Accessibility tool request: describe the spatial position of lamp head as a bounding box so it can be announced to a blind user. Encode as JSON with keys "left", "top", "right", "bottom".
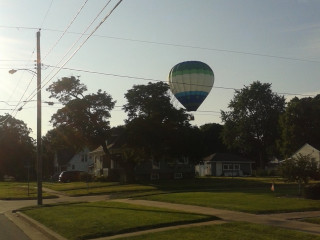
{"left": 9, "top": 69, "right": 17, "bottom": 74}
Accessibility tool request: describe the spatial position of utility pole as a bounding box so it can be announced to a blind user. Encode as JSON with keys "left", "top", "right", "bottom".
{"left": 36, "top": 30, "right": 42, "bottom": 205}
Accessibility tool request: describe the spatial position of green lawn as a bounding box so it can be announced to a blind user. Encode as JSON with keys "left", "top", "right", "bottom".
{"left": 0, "top": 182, "right": 53, "bottom": 200}
{"left": 140, "top": 191, "right": 320, "bottom": 214}
{"left": 43, "top": 181, "right": 157, "bottom": 196}
{"left": 43, "top": 177, "right": 300, "bottom": 198}
{"left": 22, "top": 201, "right": 218, "bottom": 240}
{"left": 115, "top": 222, "right": 320, "bottom": 240}
{"left": 301, "top": 217, "right": 320, "bottom": 225}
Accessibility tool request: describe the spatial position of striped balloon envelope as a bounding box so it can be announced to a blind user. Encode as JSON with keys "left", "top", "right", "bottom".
{"left": 168, "top": 61, "right": 214, "bottom": 111}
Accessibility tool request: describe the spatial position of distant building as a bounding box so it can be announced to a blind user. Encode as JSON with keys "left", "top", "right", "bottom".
{"left": 290, "top": 143, "right": 320, "bottom": 167}
{"left": 54, "top": 148, "right": 93, "bottom": 174}
{"left": 195, "top": 153, "right": 254, "bottom": 177}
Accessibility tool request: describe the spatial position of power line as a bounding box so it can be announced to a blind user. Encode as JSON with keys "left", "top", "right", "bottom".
{"left": 1, "top": 25, "right": 320, "bottom": 64}
{"left": 16, "top": 0, "right": 124, "bottom": 117}
{"left": 40, "top": 0, "right": 54, "bottom": 29}
{"left": 44, "top": 64, "right": 318, "bottom": 97}
{"left": 43, "top": 0, "right": 89, "bottom": 60}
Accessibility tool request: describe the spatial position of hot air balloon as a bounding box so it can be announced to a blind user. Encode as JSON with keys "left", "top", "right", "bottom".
{"left": 168, "top": 61, "right": 214, "bottom": 111}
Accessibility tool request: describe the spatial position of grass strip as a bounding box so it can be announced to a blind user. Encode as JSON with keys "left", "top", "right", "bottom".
{"left": 43, "top": 182, "right": 157, "bottom": 196}
{"left": 115, "top": 222, "right": 320, "bottom": 240}
{"left": 0, "top": 182, "right": 53, "bottom": 200}
{"left": 140, "top": 191, "right": 320, "bottom": 214}
{"left": 21, "top": 201, "right": 218, "bottom": 240}
{"left": 301, "top": 217, "right": 320, "bottom": 225}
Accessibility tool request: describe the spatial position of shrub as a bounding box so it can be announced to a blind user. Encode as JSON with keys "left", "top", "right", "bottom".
{"left": 304, "top": 183, "right": 320, "bottom": 200}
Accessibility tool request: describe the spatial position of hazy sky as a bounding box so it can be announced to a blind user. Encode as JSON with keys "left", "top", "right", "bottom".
{"left": 1, "top": 0, "right": 320, "bottom": 138}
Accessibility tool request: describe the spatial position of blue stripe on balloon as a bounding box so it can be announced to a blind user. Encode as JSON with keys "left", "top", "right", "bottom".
{"left": 175, "top": 91, "right": 208, "bottom": 98}
{"left": 174, "top": 91, "right": 209, "bottom": 111}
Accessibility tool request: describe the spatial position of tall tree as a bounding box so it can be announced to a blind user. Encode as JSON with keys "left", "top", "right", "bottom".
{"left": 123, "top": 82, "right": 192, "bottom": 163}
{"left": 279, "top": 94, "right": 320, "bottom": 157}
{"left": 46, "top": 76, "right": 115, "bottom": 157}
{"left": 199, "top": 123, "right": 228, "bottom": 157}
{"left": 221, "top": 81, "right": 285, "bottom": 167}
{"left": 42, "top": 125, "right": 88, "bottom": 178}
{"left": 0, "top": 115, "right": 35, "bottom": 180}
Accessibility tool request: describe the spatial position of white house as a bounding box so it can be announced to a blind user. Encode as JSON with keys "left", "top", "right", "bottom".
{"left": 195, "top": 153, "right": 254, "bottom": 177}
{"left": 66, "top": 148, "right": 93, "bottom": 172}
{"left": 89, "top": 146, "right": 110, "bottom": 177}
{"left": 291, "top": 143, "right": 320, "bottom": 166}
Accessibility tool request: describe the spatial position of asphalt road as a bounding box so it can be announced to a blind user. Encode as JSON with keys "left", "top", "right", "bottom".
{"left": 0, "top": 214, "right": 30, "bottom": 240}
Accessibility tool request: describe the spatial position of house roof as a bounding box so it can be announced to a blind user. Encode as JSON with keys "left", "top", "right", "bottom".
{"left": 203, "top": 153, "right": 254, "bottom": 163}
{"left": 292, "top": 143, "right": 320, "bottom": 156}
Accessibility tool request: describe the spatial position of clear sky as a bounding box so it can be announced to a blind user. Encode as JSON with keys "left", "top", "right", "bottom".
{"left": 1, "top": 0, "right": 320, "bottom": 139}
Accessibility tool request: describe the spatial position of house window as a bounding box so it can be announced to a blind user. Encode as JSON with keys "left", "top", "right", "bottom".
{"left": 151, "top": 173, "right": 159, "bottom": 180}
{"left": 72, "top": 165, "right": 75, "bottom": 170}
{"left": 223, "top": 164, "right": 240, "bottom": 170}
{"left": 174, "top": 173, "right": 183, "bottom": 179}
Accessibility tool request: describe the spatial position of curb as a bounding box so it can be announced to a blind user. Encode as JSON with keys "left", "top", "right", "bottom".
{"left": 5, "top": 211, "right": 67, "bottom": 240}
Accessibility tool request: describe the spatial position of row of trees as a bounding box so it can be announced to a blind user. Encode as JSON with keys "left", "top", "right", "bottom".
{"left": 221, "top": 81, "right": 320, "bottom": 168}
{"left": 0, "top": 77, "right": 319, "bottom": 180}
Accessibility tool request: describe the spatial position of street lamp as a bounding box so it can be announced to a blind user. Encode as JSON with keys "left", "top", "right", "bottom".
{"left": 8, "top": 31, "right": 42, "bottom": 205}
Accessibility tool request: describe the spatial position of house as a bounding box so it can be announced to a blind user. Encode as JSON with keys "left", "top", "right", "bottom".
{"left": 53, "top": 149, "right": 74, "bottom": 173}
{"left": 195, "top": 153, "right": 254, "bottom": 177}
{"left": 89, "top": 144, "right": 194, "bottom": 181}
{"left": 135, "top": 156, "right": 194, "bottom": 181}
{"left": 89, "top": 145, "right": 121, "bottom": 179}
{"left": 291, "top": 143, "right": 320, "bottom": 166}
{"left": 54, "top": 148, "right": 93, "bottom": 175}
{"left": 66, "top": 148, "right": 93, "bottom": 173}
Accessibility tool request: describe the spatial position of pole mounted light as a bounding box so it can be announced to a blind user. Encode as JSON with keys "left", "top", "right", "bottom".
{"left": 9, "top": 30, "right": 42, "bottom": 206}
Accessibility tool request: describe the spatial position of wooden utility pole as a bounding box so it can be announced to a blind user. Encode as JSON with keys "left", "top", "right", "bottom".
{"left": 36, "top": 30, "right": 42, "bottom": 205}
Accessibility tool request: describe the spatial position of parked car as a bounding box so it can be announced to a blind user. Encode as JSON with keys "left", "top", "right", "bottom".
{"left": 58, "top": 171, "right": 91, "bottom": 183}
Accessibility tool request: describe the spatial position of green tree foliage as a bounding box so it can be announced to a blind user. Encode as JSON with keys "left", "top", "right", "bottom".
{"left": 199, "top": 123, "right": 228, "bottom": 157}
{"left": 279, "top": 94, "right": 320, "bottom": 157}
{"left": 47, "top": 76, "right": 115, "bottom": 156}
{"left": 123, "top": 82, "right": 194, "bottom": 162}
{"left": 42, "top": 126, "right": 88, "bottom": 178}
{"left": 0, "top": 115, "right": 35, "bottom": 180}
{"left": 280, "top": 153, "right": 319, "bottom": 195}
{"left": 221, "top": 81, "right": 285, "bottom": 167}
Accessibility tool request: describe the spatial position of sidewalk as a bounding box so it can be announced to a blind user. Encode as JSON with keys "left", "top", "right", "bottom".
{"left": 3, "top": 193, "right": 320, "bottom": 240}
{"left": 114, "top": 199, "right": 320, "bottom": 236}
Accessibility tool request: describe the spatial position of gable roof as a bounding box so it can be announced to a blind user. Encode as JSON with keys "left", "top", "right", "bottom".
{"left": 291, "top": 143, "right": 320, "bottom": 161}
{"left": 204, "top": 153, "right": 254, "bottom": 163}
{"left": 292, "top": 143, "right": 320, "bottom": 155}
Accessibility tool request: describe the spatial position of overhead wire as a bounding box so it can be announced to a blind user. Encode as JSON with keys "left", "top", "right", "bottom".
{"left": 44, "top": 64, "right": 319, "bottom": 97}
{"left": 1, "top": 0, "right": 121, "bottom": 123}
{"left": 5, "top": 0, "right": 113, "bottom": 118}
{"left": 15, "top": 0, "right": 124, "bottom": 116}
{"left": 42, "top": 0, "right": 89, "bottom": 61}
{"left": 0, "top": 0, "right": 55, "bottom": 122}
{"left": 1, "top": 25, "right": 320, "bottom": 64}
{"left": 40, "top": 0, "right": 54, "bottom": 29}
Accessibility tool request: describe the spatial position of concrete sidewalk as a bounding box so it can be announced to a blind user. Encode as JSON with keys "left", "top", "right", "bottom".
{"left": 114, "top": 199, "right": 320, "bottom": 236}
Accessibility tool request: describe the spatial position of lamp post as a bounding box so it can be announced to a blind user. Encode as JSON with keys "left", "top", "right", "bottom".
{"left": 9, "top": 30, "right": 42, "bottom": 205}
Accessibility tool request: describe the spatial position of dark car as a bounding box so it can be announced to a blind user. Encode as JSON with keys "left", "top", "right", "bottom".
{"left": 58, "top": 171, "right": 91, "bottom": 183}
